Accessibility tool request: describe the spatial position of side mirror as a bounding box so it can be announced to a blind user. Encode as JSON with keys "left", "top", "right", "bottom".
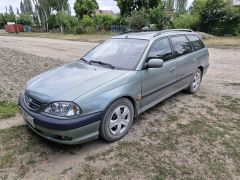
{"left": 146, "top": 59, "right": 163, "bottom": 69}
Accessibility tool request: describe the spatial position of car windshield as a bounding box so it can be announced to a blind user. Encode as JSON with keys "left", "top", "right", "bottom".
{"left": 83, "top": 38, "right": 149, "bottom": 70}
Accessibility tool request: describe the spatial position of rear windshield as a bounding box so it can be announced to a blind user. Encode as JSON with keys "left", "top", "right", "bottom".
{"left": 83, "top": 39, "right": 149, "bottom": 70}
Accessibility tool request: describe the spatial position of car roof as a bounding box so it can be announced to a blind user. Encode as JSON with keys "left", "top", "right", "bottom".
{"left": 112, "top": 29, "right": 197, "bottom": 40}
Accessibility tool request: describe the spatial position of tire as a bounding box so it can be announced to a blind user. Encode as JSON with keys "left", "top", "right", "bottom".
{"left": 186, "top": 69, "right": 202, "bottom": 94}
{"left": 100, "top": 98, "right": 134, "bottom": 142}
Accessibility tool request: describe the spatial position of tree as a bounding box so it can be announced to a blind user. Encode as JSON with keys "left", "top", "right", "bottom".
{"left": 20, "top": 1, "right": 26, "bottom": 13}
{"left": 127, "top": 8, "right": 148, "bottom": 30}
{"left": 149, "top": 2, "right": 169, "bottom": 29}
{"left": 17, "top": 8, "right": 20, "bottom": 15}
{"left": 24, "top": 0, "right": 33, "bottom": 14}
{"left": 116, "top": 0, "right": 161, "bottom": 17}
{"left": 74, "top": 0, "right": 99, "bottom": 19}
{"left": 18, "top": 13, "right": 32, "bottom": 25}
{"left": 172, "top": 14, "right": 199, "bottom": 29}
{"left": 94, "top": 14, "right": 114, "bottom": 31}
{"left": 195, "top": 0, "right": 226, "bottom": 33}
{"left": 175, "top": 0, "right": 187, "bottom": 14}
{"left": 9, "top": 5, "right": 15, "bottom": 16}
{"left": 164, "top": 0, "right": 174, "bottom": 11}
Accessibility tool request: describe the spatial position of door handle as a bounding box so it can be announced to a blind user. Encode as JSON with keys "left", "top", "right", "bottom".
{"left": 170, "top": 67, "right": 176, "bottom": 72}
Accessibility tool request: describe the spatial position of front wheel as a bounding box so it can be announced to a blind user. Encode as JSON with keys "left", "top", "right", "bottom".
{"left": 186, "top": 69, "right": 202, "bottom": 94}
{"left": 100, "top": 98, "right": 134, "bottom": 142}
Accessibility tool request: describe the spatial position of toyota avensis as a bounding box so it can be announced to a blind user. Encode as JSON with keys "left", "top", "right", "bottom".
{"left": 19, "top": 29, "right": 209, "bottom": 145}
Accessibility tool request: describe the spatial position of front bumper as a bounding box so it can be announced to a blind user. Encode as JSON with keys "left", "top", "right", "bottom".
{"left": 18, "top": 94, "right": 104, "bottom": 145}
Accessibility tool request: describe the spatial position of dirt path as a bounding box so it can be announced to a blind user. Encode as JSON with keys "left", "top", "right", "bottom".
{"left": 0, "top": 36, "right": 97, "bottom": 62}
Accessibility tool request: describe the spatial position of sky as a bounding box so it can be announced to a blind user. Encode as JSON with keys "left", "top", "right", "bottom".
{"left": 0, "top": 0, "right": 194, "bottom": 14}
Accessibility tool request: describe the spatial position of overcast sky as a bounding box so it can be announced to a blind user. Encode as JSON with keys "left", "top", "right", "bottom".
{"left": 0, "top": 0, "right": 194, "bottom": 14}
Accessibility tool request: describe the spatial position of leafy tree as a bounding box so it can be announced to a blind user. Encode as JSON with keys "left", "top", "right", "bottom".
{"left": 149, "top": 2, "right": 169, "bottom": 29}
{"left": 74, "top": 0, "right": 99, "bottom": 19}
{"left": 116, "top": 0, "right": 161, "bottom": 17}
{"left": 175, "top": 0, "right": 187, "bottom": 14}
{"left": 94, "top": 14, "right": 114, "bottom": 31}
{"left": 197, "top": 0, "right": 226, "bottom": 33}
{"left": 24, "top": 0, "right": 33, "bottom": 14}
{"left": 80, "top": 15, "right": 94, "bottom": 30}
{"left": 0, "top": 13, "right": 5, "bottom": 27}
{"left": 164, "top": 0, "right": 174, "bottom": 11}
{"left": 127, "top": 8, "right": 148, "bottom": 30}
{"left": 54, "top": 12, "right": 77, "bottom": 33}
{"left": 172, "top": 14, "right": 199, "bottom": 29}
{"left": 18, "top": 13, "right": 32, "bottom": 25}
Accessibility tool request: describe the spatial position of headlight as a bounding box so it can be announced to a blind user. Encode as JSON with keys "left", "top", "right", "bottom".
{"left": 44, "top": 102, "right": 81, "bottom": 117}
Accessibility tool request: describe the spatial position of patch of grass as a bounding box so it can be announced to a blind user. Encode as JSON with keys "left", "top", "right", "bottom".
{"left": 216, "top": 97, "right": 240, "bottom": 114}
{"left": 166, "top": 114, "right": 179, "bottom": 122}
{"left": 76, "top": 164, "right": 95, "bottom": 180}
{"left": 61, "top": 167, "right": 72, "bottom": 175}
{"left": 18, "top": 164, "right": 29, "bottom": 178}
{"left": 0, "top": 152, "right": 14, "bottom": 168}
{"left": 0, "top": 101, "right": 19, "bottom": 119}
{"left": 203, "top": 36, "right": 240, "bottom": 49}
{"left": 193, "top": 94, "right": 206, "bottom": 99}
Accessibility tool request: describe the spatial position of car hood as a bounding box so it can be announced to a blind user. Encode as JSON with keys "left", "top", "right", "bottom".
{"left": 25, "top": 61, "right": 128, "bottom": 103}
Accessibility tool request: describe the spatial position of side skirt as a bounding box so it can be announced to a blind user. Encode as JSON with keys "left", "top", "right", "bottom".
{"left": 139, "top": 85, "right": 188, "bottom": 114}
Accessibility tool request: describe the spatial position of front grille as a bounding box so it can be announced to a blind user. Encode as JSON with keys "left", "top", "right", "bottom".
{"left": 24, "top": 95, "right": 41, "bottom": 110}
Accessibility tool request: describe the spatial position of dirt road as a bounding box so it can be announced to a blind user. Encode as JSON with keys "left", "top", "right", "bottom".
{"left": 0, "top": 36, "right": 240, "bottom": 179}
{"left": 0, "top": 36, "right": 97, "bottom": 62}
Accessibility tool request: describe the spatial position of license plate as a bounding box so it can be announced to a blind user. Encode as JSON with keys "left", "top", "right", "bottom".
{"left": 20, "top": 107, "right": 35, "bottom": 128}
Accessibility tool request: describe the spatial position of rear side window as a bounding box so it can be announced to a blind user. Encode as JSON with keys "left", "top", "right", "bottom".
{"left": 187, "top": 35, "right": 205, "bottom": 50}
{"left": 171, "top": 36, "right": 192, "bottom": 58}
{"left": 148, "top": 38, "right": 173, "bottom": 62}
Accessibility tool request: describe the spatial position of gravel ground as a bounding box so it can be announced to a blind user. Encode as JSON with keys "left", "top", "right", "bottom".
{"left": 0, "top": 47, "right": 65, "bottom": 102}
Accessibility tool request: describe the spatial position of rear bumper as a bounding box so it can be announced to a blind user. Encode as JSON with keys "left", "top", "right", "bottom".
{"left": 18, "top": 94, "right": 103, "bottom": 145}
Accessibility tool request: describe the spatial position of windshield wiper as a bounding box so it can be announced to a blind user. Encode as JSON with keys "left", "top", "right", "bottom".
{"left": 90, "top": 60, "right": 115, "bottom": 69}
{"left": 79, "top": 57, "right": 91, "bottom": 64}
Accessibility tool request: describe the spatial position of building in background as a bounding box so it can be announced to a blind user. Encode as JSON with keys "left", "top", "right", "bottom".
{"left": 96, "top": 10, "right": 115, "bottom": 15}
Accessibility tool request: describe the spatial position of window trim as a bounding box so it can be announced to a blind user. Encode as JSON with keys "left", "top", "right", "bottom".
{"left": 169, "top": 34, "right": 194, "bottom": 59}
{"left": 144, "top": 37, "right": 174, "bottom": 64}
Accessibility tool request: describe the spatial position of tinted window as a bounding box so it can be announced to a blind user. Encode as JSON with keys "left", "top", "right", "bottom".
{"left": 83, "top": 39, "right": 149, "bottom": 70}
{"left": 187, "top": 35, "right": 205, "bottom": 50}
{"left": 171, "top": 36, "right": 192, "bottom": 58}
{"left": 148, "top": 38, "right": 173, "bottom": 61}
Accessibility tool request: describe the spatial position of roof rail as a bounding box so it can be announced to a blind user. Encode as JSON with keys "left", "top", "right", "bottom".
{"left": 153, "top": 29, "right": 194, "bottom": 37}
{"left": 119, "top": 29, "right": 158, "bottom": 35}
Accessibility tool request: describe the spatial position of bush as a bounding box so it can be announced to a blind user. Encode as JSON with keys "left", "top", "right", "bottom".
{"left": 94, "top": 14, "right": 114, "bottom": 31}
{"left": 127, "top": 8, "right": 148, "bottom": 30}
{"left": 172, "top": 14, "right": 199, "bottom": 29}
{"left": 149, "top": 3, "right": 169, "bottom": 29}
{"left": 80, "top": 15, "right": 95, "bottom": 33}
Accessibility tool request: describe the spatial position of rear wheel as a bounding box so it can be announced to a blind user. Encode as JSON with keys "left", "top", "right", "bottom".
{"left": 100, "top": 98, "right": 134, "bottom": 142}
{"left": 186, "top": 69, "right": 202, "bottom": 94}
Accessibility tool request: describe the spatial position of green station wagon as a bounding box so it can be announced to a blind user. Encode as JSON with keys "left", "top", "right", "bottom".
{"left": 19, "top": 29, "right": 209, "bottom": 144}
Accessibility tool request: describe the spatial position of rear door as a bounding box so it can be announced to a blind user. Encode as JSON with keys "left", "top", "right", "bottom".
{"left": 170, "top": 35, "right": 195, "bottom": 89}
{"left": 141, "top": 37, "right": 177, "bottom": 110}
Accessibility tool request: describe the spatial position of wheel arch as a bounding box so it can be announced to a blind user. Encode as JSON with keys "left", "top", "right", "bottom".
{"left": 104, "top": 95, "right": 138, "bottom": 118}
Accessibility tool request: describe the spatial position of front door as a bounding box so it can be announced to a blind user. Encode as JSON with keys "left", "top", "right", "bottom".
{"left": 141, "top": 37, "right": 177, "bottom": 110}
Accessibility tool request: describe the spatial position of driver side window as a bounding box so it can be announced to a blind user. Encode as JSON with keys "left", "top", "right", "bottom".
{"left": 148, "top": 38, "right": 173, "bottom": 62}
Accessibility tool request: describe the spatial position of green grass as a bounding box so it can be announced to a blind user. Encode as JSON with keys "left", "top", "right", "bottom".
{"left": 203, "top": 36, "right": 240, "bottom": 49}
{"left": 0, "top": 101, "right": 19, "bottom": 119}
